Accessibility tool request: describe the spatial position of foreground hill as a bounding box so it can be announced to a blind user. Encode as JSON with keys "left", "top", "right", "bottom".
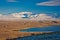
{"left": 0, "top": 20, "right": 60, "bottom": 40}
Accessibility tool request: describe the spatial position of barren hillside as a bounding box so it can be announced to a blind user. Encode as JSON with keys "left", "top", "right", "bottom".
{"left": 0, "top": 20, "right": 60, "bottom": 40}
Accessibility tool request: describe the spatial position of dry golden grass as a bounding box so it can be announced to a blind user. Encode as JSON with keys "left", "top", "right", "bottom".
{"left": 0, "top": 20, "right": 60, "bottom": 40}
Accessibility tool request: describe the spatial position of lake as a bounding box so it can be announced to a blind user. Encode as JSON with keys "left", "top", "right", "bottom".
{"left": 16, "top": 32, "right": 60, "bottom": 40}
{"left": 8, "top": 25, "right": 60, "bottom": 40}
{"left": 20, "top": 25, "right": 60, "bottom": 32}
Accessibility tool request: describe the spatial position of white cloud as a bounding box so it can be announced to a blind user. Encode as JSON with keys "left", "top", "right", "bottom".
{"left": 29, "top": 14, "right": 58, "bottom": 21}
{"left": 11, "top": 12, "right": 32, "bottom": 18}
{"left": 0, "top": 12, "right": 32, "bottom": 21}
{"left": 0, "top": 12, "right": 59, "bottom": 21}
{"left": 36, "top": 0, "right": 60, "bottom": 6}
{"left": 6, "top": 0, "right": 19, "bottom": 2}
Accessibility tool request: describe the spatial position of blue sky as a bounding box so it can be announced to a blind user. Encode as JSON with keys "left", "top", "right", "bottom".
{"left": 0, "top": 0, "right": 60, "bottom": 17}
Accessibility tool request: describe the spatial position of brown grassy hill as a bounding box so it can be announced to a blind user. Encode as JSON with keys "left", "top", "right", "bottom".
{"left": 0, "top": 20, "right": 60, "bottom": 40}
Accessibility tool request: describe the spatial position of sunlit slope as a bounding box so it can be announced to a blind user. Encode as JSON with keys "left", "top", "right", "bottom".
{"left": 0, "top": 20, "right": 60, "bottom": 40}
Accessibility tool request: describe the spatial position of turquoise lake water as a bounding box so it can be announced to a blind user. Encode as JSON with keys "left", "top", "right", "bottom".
{"left": 20, "top": 25, "right": 60, "bottom": 32}
{"left": 7, "top": 25, "right": 60, "bottom": 40}
{"left": 16, "top": 33, "right": 60, "bottom": 40}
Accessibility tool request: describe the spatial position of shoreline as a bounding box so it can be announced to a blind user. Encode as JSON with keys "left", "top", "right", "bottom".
{"left": 0, "top": 20, "right": 60, "bottom": 40}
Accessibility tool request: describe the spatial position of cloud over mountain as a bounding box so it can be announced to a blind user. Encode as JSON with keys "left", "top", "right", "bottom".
{"left": 0, "top": 12, "right": 59, "bottom": 21}
{"left": 0, "top": 12, "right": 32, "bottom": 20}
{"left": 29, "top": 13, "right": 58, "bottom": 21}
